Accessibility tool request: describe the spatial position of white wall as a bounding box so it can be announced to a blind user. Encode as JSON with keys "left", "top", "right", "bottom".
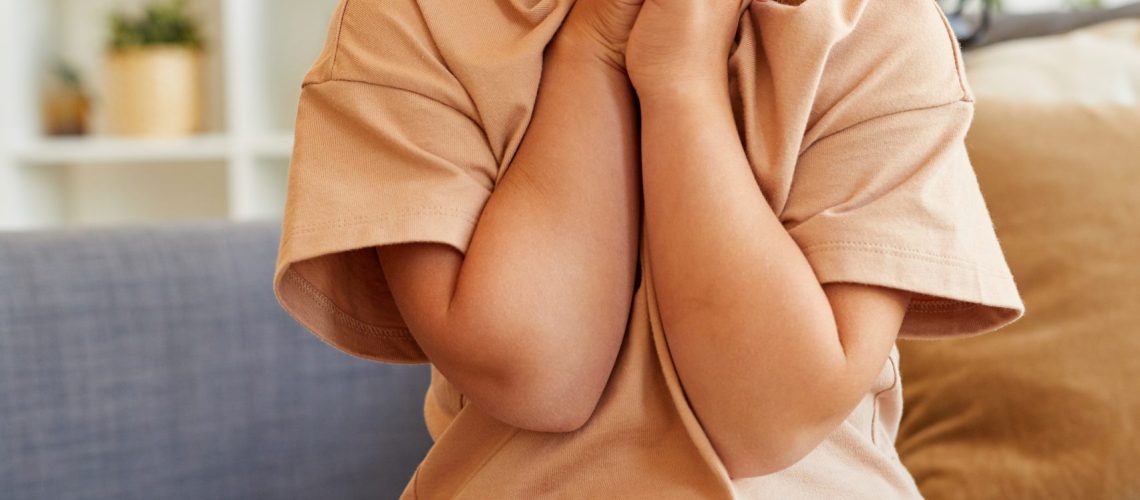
{"left": 16, "top": 0, "right": 337, "bottom": 228}
{"left": 54, "top": 0, "right": 226, "bottom": 134}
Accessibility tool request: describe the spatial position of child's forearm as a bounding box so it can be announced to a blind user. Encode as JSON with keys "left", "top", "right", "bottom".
{"left": 404, "top": 36, "right": 641, "bottom": 432}
{"left": 640, "top": 82, "right": 871, "bottom": 476}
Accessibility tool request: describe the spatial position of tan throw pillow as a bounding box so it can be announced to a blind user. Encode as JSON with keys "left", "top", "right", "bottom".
{"left": 896, "top": 19, "right": 1140, "bottom": 500}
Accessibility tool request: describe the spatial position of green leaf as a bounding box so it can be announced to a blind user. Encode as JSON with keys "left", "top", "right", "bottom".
{"left": 107, "top": 0, "right": 202, "bottom": 50}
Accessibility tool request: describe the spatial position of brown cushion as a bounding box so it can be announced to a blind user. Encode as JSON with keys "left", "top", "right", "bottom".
{"left": 896, "top": 19, "right": 1140, "bottom": 500}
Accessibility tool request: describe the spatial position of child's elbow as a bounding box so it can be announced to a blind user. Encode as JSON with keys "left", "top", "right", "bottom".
{"left": 461, "top": 340, "right": 609, "bottom": 434}
{"left": 486, "top": 373, "right": 603, "bottom": 434}
{"left": 721, "top": 430, "right": 820, "bottom": 479}
{"left": 719, "top": 416, "right": 843, "bottom": 480}
{"left": 491, "top": 323, "right": 620, "bottom": 433}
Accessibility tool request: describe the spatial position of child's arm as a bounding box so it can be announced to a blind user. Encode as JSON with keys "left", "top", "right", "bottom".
{"left": 377, "top": 32, "right": 641, "bottom": 433}
{"left": 637, "top": 76, "right": 911, "bottom": 479}
{"left": 624, "top": 0, "right": 1025, "bottom": 478}
{"left": 627, "top": 0, "right": 937, "bottom": 480}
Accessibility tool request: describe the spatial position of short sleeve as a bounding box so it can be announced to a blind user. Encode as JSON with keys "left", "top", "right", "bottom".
{"left": 780, "top": 98, "right": 1026, "bottom": 340}
{"left": 272, "top": 1, "right": 500, "bottom": 364}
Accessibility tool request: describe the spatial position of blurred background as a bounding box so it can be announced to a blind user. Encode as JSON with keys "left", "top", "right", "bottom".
{"left": 0, "top": 0, "right": 339, "bottom": 229}
{"left": 0, "top": 0, "right": 1131, "bottom": 230}
{"left": 1, "top": 1, "right": 1138, "bottom": 499}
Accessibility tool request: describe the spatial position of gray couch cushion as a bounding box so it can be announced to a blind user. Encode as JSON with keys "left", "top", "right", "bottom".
{"left": 0, "top": 219, "right": 432, "bottom": 500}
{"left": 967, "top": 2, "right": 1140, "bottom": 49}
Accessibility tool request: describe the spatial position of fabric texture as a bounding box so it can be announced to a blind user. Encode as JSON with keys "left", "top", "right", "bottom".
{"left": 0, "top": 220, "right": 433, "bottom": 500}
{"left": 273, "top": 0, "right": 1026, "bottom": 497}
{"left": 896, "top": 19, "right": 1140, "bottom": 500}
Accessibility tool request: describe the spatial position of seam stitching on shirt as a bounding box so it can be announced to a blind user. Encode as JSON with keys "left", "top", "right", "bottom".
{"left": 871, "top": 354, "right": 899, "bottom": 446}
{"left": 328, "top": 0, "right": 351, "bottom": 79}
{"left": 909, "top": 302, "right": 980, "bottom": 313}
{"left": 875, "top": 353, "right": 900, "bottom": 398}
{"left": 799, "top": 98, "right": 971, "bottom": 158}
{"left": 411, "top": 462, "right": 422, "bottom": 499}
{"left": 303, "top": 77, "right": 481, "bottom": 127}
{"left": 451, "top": 427, "right": 524, "bottom": 494}
{"left": 804, "top": 240, "right": 977, "bottom": 266}
{"left": 288, "top": 208, "right": 479, "bottom": 235}
{"left": 930, "top": 0, "right": 972, "bottom": 102}
{"left": 284, "top": 267, "right": 414, "bottom": 338}
{"left": 870, "top": 389, "right": 881, "bottom": 446}
{"left": 409, "top": 0, "right": 488, "bottom": 133}
{"left": 800, "top": 241, "right": 1013, "bottom": 279}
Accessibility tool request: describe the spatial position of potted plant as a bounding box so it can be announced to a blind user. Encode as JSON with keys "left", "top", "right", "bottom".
{"left": 103, "top": 0, "right": 204, "bottom": 137}
{"left": 42, "top": 60, "right": 91, "bottom": 136}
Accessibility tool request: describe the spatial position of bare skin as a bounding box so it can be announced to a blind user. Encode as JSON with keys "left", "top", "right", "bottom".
{"left": 627, "top": 0, "right": 930, "bottom": 478}
{"left": 375, "top": 0, "right": 645, "bottom": 433}
{"left": 379, "top": 0, "right": 940, "bottom": 476}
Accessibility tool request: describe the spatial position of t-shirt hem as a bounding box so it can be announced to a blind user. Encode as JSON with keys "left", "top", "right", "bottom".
{"left": 800, "top": 241, "right": 1025, "bottom": 340}
{"left": 273, "top": 209, "right": 482, "bottom": 364}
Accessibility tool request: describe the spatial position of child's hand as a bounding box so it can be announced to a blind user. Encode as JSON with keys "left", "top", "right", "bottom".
{"left": 557, "top": 0, "right": 645, "bottom": 71}
{"left": 626, "top": 0, "right": 747, "bottom": 99}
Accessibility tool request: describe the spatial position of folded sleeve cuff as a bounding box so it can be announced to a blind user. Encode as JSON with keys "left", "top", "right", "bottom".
{"left": 271, "top": 77, "right": 499, "bottom": 365}
{"left": 801, "top": 241, "right": 1025, "bottom": 340}
{"left": 273, "top": 209, "right": 482, "bottom": 364}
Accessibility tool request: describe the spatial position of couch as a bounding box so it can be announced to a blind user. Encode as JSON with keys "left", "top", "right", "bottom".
{"left": 0, "top": 220, "right": 432, "bottom": 499}
{"left": 3, "top": 6, "right": 1138, "bottom": 500}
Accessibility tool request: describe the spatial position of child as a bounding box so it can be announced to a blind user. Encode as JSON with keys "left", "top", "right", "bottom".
{"left": 273, "top": 0, "right": 1025, "bottom": 497}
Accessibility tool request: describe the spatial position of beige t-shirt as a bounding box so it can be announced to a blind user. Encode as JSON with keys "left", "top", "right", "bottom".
{"left": 272, "top": 0, "right": 1026, "bottom": 497}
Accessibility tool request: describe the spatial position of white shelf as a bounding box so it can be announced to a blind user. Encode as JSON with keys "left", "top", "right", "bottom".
{"left": 250, "top": 133, "right": 294, "bottom": 160}
{"left": 14, "top": 134, "right": 230, "bottom": 165}
{"left": 0, "top": 0, "right": 338, "bottom": 230}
